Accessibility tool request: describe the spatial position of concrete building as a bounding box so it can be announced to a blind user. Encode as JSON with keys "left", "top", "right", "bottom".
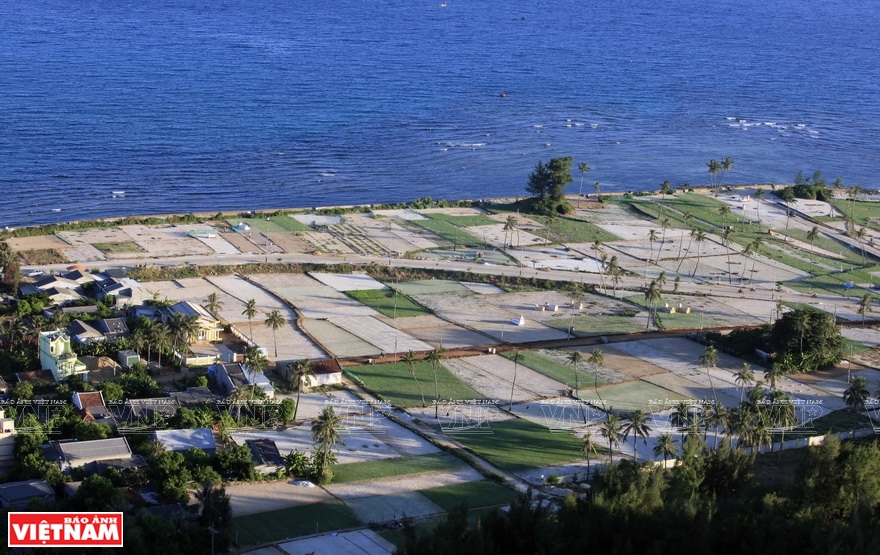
{"left": 152, "top": 428, "right": 216, "bottom": 455}
{"left": 0, "top": 480, "right": 55, "bottom": 510}
{"left": 39, "top": 330, "right": 87, "bottom": 382}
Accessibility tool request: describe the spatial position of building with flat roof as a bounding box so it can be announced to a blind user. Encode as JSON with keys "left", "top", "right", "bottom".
{"left": 39, "top": 330, "right": 87, "bottom": 382}
{"left": 152, "top": 428, "right": 216, "bottom": 455}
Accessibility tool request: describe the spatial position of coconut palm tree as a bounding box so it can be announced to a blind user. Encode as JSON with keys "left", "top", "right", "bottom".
{"left": 733, "top": 363, "right": 755, "bottom": 404}
{"left": 204, "top": 292, "right": 223, "bottom": 318}
{"left": 691, "top": 230, "right": 707, "bottom": 278}
{"left": 598, "top": 253, "right": 609, "bottom": 294}
{"left": 675, "top": 227, "right": 698, "bottom": 274}
{"left": 503, "top": 214, "right": 517, "bottom": 248}
{"left": 659, "top": 217, "right": 671, "bottom": 261}
{"left": 242, "top": 299, "right": 258, "bottom": 342}
{"left": 675, "top": 212, "right": 693, "bottom": 263}
{"left": 807, "top": 226, "right": 820, "bottom": 277}
{"left": 764, "top": 360, "right": 787, "bottom": 390}
{"left": 656, "top": 270, "right": 667, "bottom": 292}
{"left": 653, "top": 432, "right": 678, "bottom": 467}
{"left": 311, "top": 406, "right": 344, "bottom": 481}
{"left": 782, "top": 187, "right": 796, "bottom": 229}
{"left": 290, "top": 359, "right": 314, "bottom": 421}
{"left": 748, "top": 236, "right": 764, "bottom": 284}
{"left": 425, "top": 348, "right": 445, "bottom": 418}
{"left": 581, "top": 432, "right": 598, "bottom": 479}
{"left": 720, "top": 156, "right": 734, "bottom": 188}
{"left": 855, "top": 227, "right": 868, "bottom": 264}
{"left": 622, "top": 409, "right": 652, "bottom": 461}
{"left": 700, "top": 344, "right": 720, "bottom": 405}
{"left": 754, "top": 188, "right": 765, "bottom": 224}
{"left": 607, "top": 257, "right": 622, "bottom": 299}
{"left": 402, "top": 350, "right": 426, "bottom": 407}
{"left": 588, "top": 348, "right": 604, "bottom": 410}
{"left": 577, "top": 162, "right": 590, "bottom": 207}
{"left": 508, "top": 349, "right": 524, "bottom": 411}
{"left": 843, "top": 375, "right": 870, "bottom": 414}
{"left": 670, "top": 401, "right": 692, "bottom": 445}
{"left": 721, "top": 228, "right": 735, "bottom": 284}
{"left": 599, "top": 414, "right": 623, "bottom": 465}
{"left": 264, "top": 309, "right": 286, "bottom": 358}
{"left": 644, "top": 279, "right": 662, "bottom": 330}
{"left": 169, "top": 313, "right": 200, "bottom": 360}
{"left": 707, "top": 159, "right": 722, "bottom": 194}
{"left": 857, "top": 293, "right": 873, "bottom": 328}
{"left": 151, "top": 323, "right": 171, "bottom": 367}
{"left": 243, "top": 345, "right": 268, "bottom": 397}
{"left": 719, "top": 205, "right": 731, "bottom": 230}
{"left": 566, "top": 349, "right": 584, "bottom": 397}
{"left": 648, "top": 229, "right": 658, "bottom": 265}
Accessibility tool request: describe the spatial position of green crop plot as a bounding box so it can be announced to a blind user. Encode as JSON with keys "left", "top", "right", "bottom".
{"left": 231, "top": 500, "right": 359, "bottom": 546}
{"left": 346, "top": 289, "right": 433, "bottom": 318}
{"left": 451, "top": 418, "right": 583, "bottom": 472}
{"left": 346, "top": 360, "right": 484, "bottom": 409}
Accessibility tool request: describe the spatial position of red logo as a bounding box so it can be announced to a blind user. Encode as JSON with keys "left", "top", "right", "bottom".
{"left": 8, "top": 512, "right": 123, "bottom": 548}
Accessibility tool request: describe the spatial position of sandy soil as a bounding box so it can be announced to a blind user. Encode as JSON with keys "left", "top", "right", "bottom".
{"left": 7, "top": 234, "right": 73, "bottom": 252}
{"left": 443, "top": 354, "right": 566, "bottom": 402}
{"left": 226, "top": 479, "right": 334, "bottom": 516}
{"left": 276, "top": 530, "right": 396, "bottom": 555}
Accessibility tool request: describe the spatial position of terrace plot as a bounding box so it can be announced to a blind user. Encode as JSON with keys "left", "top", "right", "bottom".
{"left": 443, "top": 355, "right": 566, "bottom": 402}
{"left": 378, "top": 315, "right": 498, "bottom": 349}
{"left": 249, "top": 273, "right": 376, "bottom": 318}
{"left": 225, "top": 479, "right": 334, "bottom": 517}
{"left": 301, "top": 319, "right": 379, "bottom": 357}
{"left": 325, "top": 466, "right": 483, "bottom": 500}
{"left": 120, "top": 225, "right": 214, "bottom": 257}
{"left": 173, "top": 224, "right": 240, "bottom": 254}
{"left": 327, "top": 315, "right": 432, "bottom": 353}
{"left": 343, "top": 492, "right": 443, "bottom": 523}
{"left": 345, "top": 213, "right": 440, "bottom": 253}
{"left": 411, "top": 291, "right": 569, "bottom": 343}
{"left": 206, "top": 275, "right": 325, "bottom": 360}
{"left": 263, "top": 232, "right": 312, "bottom": 254}
{"left": 291, "top": 214, "right": 345, "bottom": 226}
{"left": 640, "top": 372, "right": 740, "bottom": 409}
{"left": 54, "top": 231, "right": 110, "bottom": 261}
{"left": 509, "top": 245, "right": 602, "bottom": 272}
{"left": 310, "top": 272, "right": 388, "bottom": 292}
{"left": 597, "top": 346, "right": 667, "bottom": 380}
{"left": 510, "top": 398, "right": 608, "bottom": 432}
{"left": 7, "top": 234, "right": 74, "bottom": 255}
{"left": 419, "top": 207, "right": 489, "bottom": 217}
{"left": 609, "top": 233, "right": 731, "bottom": 266}
{"left": 660, "top": 249, "right": 805, "bottom": 284}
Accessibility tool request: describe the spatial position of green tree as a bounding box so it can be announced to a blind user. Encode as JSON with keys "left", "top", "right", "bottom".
{"left": 707, "top": 158, "right": 722, "bottom": 194}
{"left": 857, "top": 292, "right": 873, "bottom": 327}
{"left": 577, "top": 161, "right": 589, "bottom": 207}
{"left": 588, "top": 348, "right": 604, "bottom": 409}
{"left": 242, "top": 299, "right": 258, "bottom": 341}
{"left": 648, "top": 229, "right": 658, "bottom": 265}
{"left": 781, "top": 186, "right": 796, "bottom": 228}
{"left": 204, "top": 292, "right": 223, "bottom": 317}
{"left": 770, "top": 306, "right": 844, "bottom": 371}
{"left": 733, "top": 363, "right": 755, "bottom": 404}
{"left": 525, "top": 157, "right": 574, "bottom": 215}
{"left": 311, "top": 405, "right": 344, "bottom": 483}
{"left": 264, "top": 309, "right": 286, "bottom": 358}
{"left": 402, "top": 350, "right": 426, "bottom": 407}
{"left": 215, "top": 443, "right": 255, "bottom": 481}
{"left": 843, "top": 375, "right": 870, "bottom": 414}
{"left": 581, "top": 432, "right": 598, "bottom": 479}
{"left": 243, "top": 344, "right": 269, "bottom": 396}
{"left": 599, "top": 415, "right": 623, "bottom": 465}
{"left": 278, "top": 397, "right": 295, "bottom": 425}
{"left": 283, "top": 449, "right": 310, "bottom": 477}
{"left": 644, "top": 279, "right": 662, "bottom": 330}
{"left": 653, "top": 432, "right": 679, "bottom": 467}
{"left": 290, "top": 359, "right": 314, "bottom": 421}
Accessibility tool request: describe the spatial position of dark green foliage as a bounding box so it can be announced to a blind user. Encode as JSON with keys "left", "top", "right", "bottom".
{"left": 706, "top": 326, "right": 769, "bottom": 357}
{"left": 770, "top": 306, "right": 844, "bottom": 371}
{"left": 114, "top": 367, "right": 162, "bottom": 398}
{"left": 524, "top": 157, "right": 575, "bottom": 215}
{"left": 787, "top": 170, "right": 831, "bottom": 202}
{"left": 215, "top": 443, "right": 255, "bottom": 481}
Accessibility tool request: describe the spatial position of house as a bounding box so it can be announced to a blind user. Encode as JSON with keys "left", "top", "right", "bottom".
{"left": 46, "top": 437, "right": 139, "bottom": 472}
{"left": 279, "top": 358, "right": 343, "bottom": 388}
{"left": 96, "top": 277, "right": 149, "bottom": 308}
{"left": 152, "top": 428, "right": 216, "bottom": 455}
{"left": 78, "top": 356, "right": 122, "bottom": 383}
{"left": 210, "top": 362, "right": 275, "bottom": 399}
{"left": 0, "top": 480, "right": 55, "bottom": 510}
{"left": 95, "top": 318, "right": 129, "bottom": 342}
{"left": 14, "top": 369, "right": 56, "bottom": 384}
{"left": 43, "top": 305, "right": 101, "bottom": 320}
{"left": 115, "top": 398, "right": 179, "bottom": 423}
{"left": 166, "top": 301, "right": 223, "bottom": 343}
{"left": 169, "top": 386, "right": 217, "bottom": 408}
{"left": 0, "top": 408, "right": 16, "bottom": 467}
{"left": 61, "top": 269, "right": 99, "bottom": 285}
{"left": 39, "top": 330, "right": 88, "bottom": 382}
{"left": 72, "top": 391, "right": 110, "bottom": 420}
{"left": 245, "top": 438, "right": 284, "bottom": 472}
{"left": 118, "top": 349, "right": 140, "bottom": 367}
{"left": 40, "top": 287, "right": 84, "bottom": 305}
{"left": 67, "top": 319, "right": 105, "bottom": 345}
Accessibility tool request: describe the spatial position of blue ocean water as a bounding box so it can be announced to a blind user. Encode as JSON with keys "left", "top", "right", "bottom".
{"left": 1, "top": 0, "right": 878, "bottom": 227}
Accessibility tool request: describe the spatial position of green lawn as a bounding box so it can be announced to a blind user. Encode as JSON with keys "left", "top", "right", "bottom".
{"left": 346, "top": 361, "right": 484, "bottom": 409}
{"left": 231, "top": 499, "right": 360, "bottom": 546}
{"left": 594, "top": 380, "right": 684, "bottom": 413}
{"left": 272, "top": 215, "right": 313, "bottom": 231}
{"left": 547, "top": 313, "right": 644, "bottom": 336}
{"left": 786, "top": 265, "right": 880, "bottom": 297}
{"left": 92, "top": 241, "right": 144, "bottom": 254}
{"left": 345, "top": 288, "right": 433, "bottom": 318}
{"left": 333, "top": 453, "right": 463, "bottom": 484}
{"left": 775, "top": 228, "right": 864, "bottom": 266}
{"left": 528, "top": 214, "right": 620, "bottom": 244}
{"left": 225, "top": 217, "right": 287, "bottom": 233}
{"left": 450, "top": 418, "right": 583, "bottom": 472}
{"left": 419, "top": 480, "right": 520, "bottom": 511}
{"left": 831, "top": 199, "right": 880, "bottom": 230}
{"left": 504, "top": 350, "right": 606, "bottom": 387}
{"left": 411, "top": 218, "right": 485, "bottom": 247}
{"left": 424, "top": 213, "right": 499, "bottom": 227}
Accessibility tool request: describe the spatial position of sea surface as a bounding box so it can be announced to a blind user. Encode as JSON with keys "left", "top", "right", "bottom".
{"left": 1, "top": 0, "right": 879, "bottom": 228}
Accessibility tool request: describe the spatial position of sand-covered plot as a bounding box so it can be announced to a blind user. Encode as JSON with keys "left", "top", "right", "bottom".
{"left": 372, "top": 208, "right": 428, "bottom": 221}
{"left": 411, "top": 291, "right": 569, "bottom": 343}
{"left": 598, "top": 346, "right": 667, "bottom": 380}
{"left": 344, "top": 492, "right": 442, "bottom": 523}
{"left": 383, "top": 315, "right": 497, "bottom": 349}
{"left": 301, "top": 319, "right": 380, "bottom": 357}
{"left": 344, "top": 213, "right": 440, "bottom": 253}
{"left": 394, "top": 280, "right": 470, "bottom": 296}
{"left": 285, "top": 390, "right": 369, "bottom": 422}
{"left": 327, "top": 315, "right": 432, "bottom": 353}
{"left": 120, "top": 225, "right": 213, "bottom": 257}
{"left": 461, "top": 282, "right": 505, "bottom": 295}
{"left": 264, "top": 232, "right": 312, "bottom": 253}
{"left": 278, "top": 530, "right": 396, "bottom": 555}
{"left": 250, "top": 273, "right": 376, "bottom": 318}
{"left": 7, "top": 234, "right": 73, "bottom": 253}
{"left": 206, "top": 275, "right": 325, "bottom": 360}
{"left": 226, "top": 480, "right": 334, "bottom": 517}
{"left": 291, "top": 214, "right": 344, "bottom": 226}
{"left": 444, "top": 354, "right": 566, "bottom": 401}
{"left": 326, "top": 467, "right": 482, "bottom": 500}
{"left": 467, "top": 223, "right": 546, "bottom": 249}
{"left": 310, "top": 272, "right": 388, "bottom": 292}
{"left": 173, "top": 224, "right": 240, "bottom": 254}
{"left": 511, "top": 399, "right": 608, "bottom": 431}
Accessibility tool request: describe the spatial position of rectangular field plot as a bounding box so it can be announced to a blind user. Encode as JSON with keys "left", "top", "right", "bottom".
{"left": 328, "top": 315, "right": 432, "bottom": 353}
{"left": 443, "top": 355, "right": 568, "bottom": 402}
{"left": 451, "top": 418, "right": 583, "bottom": 473}
{"left": 507, "top": 350, "right": 608, "bottom": 388}
{"left": 343, "top": 492, "right": 443, "bottom": 522}
{"left": 592, "top": 380, "right": 683, "bottom": 413}
{"left": 346, "top": 289, "right": 433, "bottom": 318}
{"left": 394, "top": 280, "right": 471, "bottom": 296}
{"left": 419, "top": 480, "right": 520, "bottom": 511}
{"left": 249, "top": 273, "right": 377, "bottom": 317}
{"left": 348, "top": 360, "right": 483, "bottom": 409}
{"left": 232, "top": 500, "right": 359, "bottom": 546}
{"left": 301, "top": 319, "right": 381, "bottom": 357}
{"left": 395, "top": 321, "right": 498, "bottom": 350}
{"left": 310, "top": 272, "right": 388, "bottom": 291}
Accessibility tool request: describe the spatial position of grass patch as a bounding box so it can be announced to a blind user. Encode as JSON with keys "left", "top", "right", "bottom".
{"left": 225, "top": 217, "right": 289, "bottom": 233}
{"left": 423, "top": 213, "right": 499, "bottom": 227}
{"left": 92, "top": 241, "right": 144, "bottom": 254}
{"left": 786, "top": 265, "right": 880, "bottom": 297}
{"left": 345, "top": 288, "right": 433, "bottom": 318}
{"left": 831, "top": 199, "right": 880, "bottom": 230}
{"left": 18, "top": 248, "right": 67, "bottom": 265}
{"left": 450, "top": 418, "right": 583, "bottom": 472}
{"left": 801, "top": 410, "right": 874, "bottom": 436}
{"left": 594, "top": 380, "right": 684, "bottom": 413}
{"left": 547, "top": 313, "right": 644, "bottom": 337}
{"left": 528, "top": 215, "right": 619, "bottom": 244}
{"left": 271, "top": 215, "right": 313, "bottom": 231}
{"left": 231, "top": 499, "right": 360, "bottom": 546}
{"left": 333, "top": 453, "right": 463, "bottom": 484}
{"left": 505, "top": 350, "right": 606, "bottom": 387}
{"left": 347, "top": 360, "right": 484, "bottom": 409}
{"left": 410, "top": 219, "right": 484, "bottom": 247}
{"left": 419, "top": 481, "right": 519, "bottom": 511}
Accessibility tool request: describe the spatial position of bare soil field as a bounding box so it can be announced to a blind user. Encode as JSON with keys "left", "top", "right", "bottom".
{"left": 120, "top": 225, "right": 214, "bottom": 257}
{"left": 377, "top": 315, "right": 497, "bottom": 350}
{"left": 226, "top": 480, "right": 334, "bottom": 517}
{"left": 276, "top": 530, "right": 396, "bottom": 555}
{"left": 301, "top": 231, "right": 356, "bottom": 254}
{"left": 264, "top": 232, "right": 312, "bottom": 253}
{"left": 327, "top": 315, "right": 432, "bottom": 353}
{"left": 7, "top": 234, "right": 73, "bottom": 252}
{"left": 301, "top": 319, "right": 380, "bottom": 357}
{"left": 310, "top": 272, "right": 388, "bottom": 292}
{"left": 173, "top": 224, "right": 241, "bottom": 254}
{"left": 443, "top": 354, "right": 565, "bottom": 402}
{"left": 345, "top": 213, "right": 440, "bottom": 253}
{"left": 218, "top": 230, "right": 259, "bottom": 253}
{"left": 325, "top": 467, "right": 483, "bottom": 500}
{"left": 250, "top": 273, "right": 376, "bottom": 318}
